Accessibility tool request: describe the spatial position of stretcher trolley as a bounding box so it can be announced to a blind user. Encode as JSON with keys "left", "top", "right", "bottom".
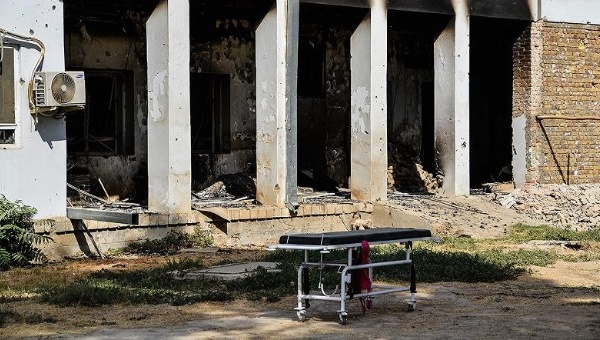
{"left": 269, "top": 227, "right": 432, "bottom": 324}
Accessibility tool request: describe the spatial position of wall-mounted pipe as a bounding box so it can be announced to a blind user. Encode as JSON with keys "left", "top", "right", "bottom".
{"left": 0, "top": 27, "right": 45, "bottom": 110}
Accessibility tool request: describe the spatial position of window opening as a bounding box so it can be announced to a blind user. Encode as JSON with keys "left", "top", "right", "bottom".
{"left": 66, "top": 69, "right": 134, "bottom": 155}
{"left": 0, "top": 47, "right": 16, "bottom": 145}
{"left": 190, "top": 73, "right": 231, "bottom": 154}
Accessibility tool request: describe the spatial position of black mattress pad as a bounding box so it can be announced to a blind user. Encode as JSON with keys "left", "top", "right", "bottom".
{"left": 279, "top": 228, "right": 431, "bottom": 246}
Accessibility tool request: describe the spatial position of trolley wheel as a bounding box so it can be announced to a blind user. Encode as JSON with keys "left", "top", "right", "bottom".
{"left": 407, "top": 302, "right": 416, "bottom": 312}
{"left": 297, "top": 310, "right": 306, "bottom": 322}
{"left": 339, "top": 312, "right": 348, "bottom": 325}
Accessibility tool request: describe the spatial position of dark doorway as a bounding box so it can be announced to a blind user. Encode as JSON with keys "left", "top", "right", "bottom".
{"left": 469, "top": 17, "right": 528, "bottom": 187}
{"left": 190, "top": 73, "right": 231, "bottom": 154}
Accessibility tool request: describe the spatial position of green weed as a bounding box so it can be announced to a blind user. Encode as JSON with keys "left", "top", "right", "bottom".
{"left": 507, "top": 224, "right": 600, "bottom": 243}
{"left": 0, "top": 308, "right": 19, "bottom": 327}
{"left": 124, "top": 226, "right": 214, "bottom": 255}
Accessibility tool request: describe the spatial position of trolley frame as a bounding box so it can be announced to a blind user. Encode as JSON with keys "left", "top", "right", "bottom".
{"left": 270, "top": 228, "right": 431, "bottom": 324}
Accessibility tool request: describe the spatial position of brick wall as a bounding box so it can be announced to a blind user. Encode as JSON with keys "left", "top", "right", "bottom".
{"left": 516, "top": 21, "right": 600, "bottom": 184}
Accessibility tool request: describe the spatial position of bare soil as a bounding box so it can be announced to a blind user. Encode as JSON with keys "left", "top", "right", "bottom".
{"left": 1, "top": 253, "right": 599, "bottom": 339}
{"left": 2, "top": 189, "right": 600, "bottom": 339}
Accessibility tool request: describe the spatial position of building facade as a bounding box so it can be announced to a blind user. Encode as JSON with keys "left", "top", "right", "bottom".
{"left": 1, "top": 0, "right": 600, "bottom": 222}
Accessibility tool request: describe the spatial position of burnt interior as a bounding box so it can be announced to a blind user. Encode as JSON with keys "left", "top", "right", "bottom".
{"left": 61, "top": 0, "right": 532, "bottom": 207}
{"left": 297, "top": 4, "right": 367, "bottom": 191}
{"left": 387, "top": 11, "right": 451, "bottom": 193}
{"left": 469, "top": 17, "right": 528, "bottom": 187}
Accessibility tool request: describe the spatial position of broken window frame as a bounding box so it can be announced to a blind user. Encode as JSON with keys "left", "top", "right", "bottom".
{"left": 66, "top": 68, "right": 134, "bottom": 156}
{"left": 0, "top": 47, "right": 17, "bottom": 146}
{"left": 190, "top": 72, "right": 231, "bottom": 154}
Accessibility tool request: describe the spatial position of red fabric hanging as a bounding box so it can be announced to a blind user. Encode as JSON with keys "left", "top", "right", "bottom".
{"left": 359, "top": 239, "right": 372, "bottom": 291}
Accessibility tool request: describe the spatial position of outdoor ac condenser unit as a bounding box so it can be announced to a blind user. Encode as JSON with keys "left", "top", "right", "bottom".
{"left": 33, "top": 71, "right": 86, "bottom": 107}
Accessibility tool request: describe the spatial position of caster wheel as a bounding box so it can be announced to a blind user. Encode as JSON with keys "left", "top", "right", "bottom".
{"left": 339, "top": 312, "right": 348, "bottom": 325}
{"left": 297, "top": 310, "right": 306, "bottom": 322}
{"left": 407, "top": 302, "right": 416, "bottom": 312}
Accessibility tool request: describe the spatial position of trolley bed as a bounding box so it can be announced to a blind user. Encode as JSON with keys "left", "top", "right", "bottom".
{"left": 270, "top": 227, "right": 432, "bottom": 324}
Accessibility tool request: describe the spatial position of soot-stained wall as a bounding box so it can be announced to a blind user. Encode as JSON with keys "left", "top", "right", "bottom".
{"left": 65, "top": 9, "right": 149, "bottom": 200}
{"left": 388, "top": 30, "right": 434, "bottom": 155}
{"left": 189, "top": 15, "right": 257, "bottom": 188}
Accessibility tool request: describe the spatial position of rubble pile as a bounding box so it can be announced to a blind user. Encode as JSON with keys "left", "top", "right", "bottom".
{"left": 192, "top": 173, "right": 257, "bottom": 208}
{"left": 494, "top": 184, "right": 600, "bottom": 229}
{"left": 387, "top": 143, "right": 438, "bottom": 193}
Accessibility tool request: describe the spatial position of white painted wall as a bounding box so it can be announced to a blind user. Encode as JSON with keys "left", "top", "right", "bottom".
{"left": 512, "top": 115, "right": 527, "bottom": 188}
{"left": 0, "top": 0, "right": 66, "bottom": 218}
{"left": 434, "top": 0, "right": 470, "bottom": 196}
{"left": 146, "top": 0, "right": 192, "bottom": 214}
{"left": 349, "top": 0, "right": 388, "bottom": 202}
{"left": 255, "top": 0, "right": 299, "bottom": 208}
{"left": 540, "top": 0, "right": 600, "bottom": 25}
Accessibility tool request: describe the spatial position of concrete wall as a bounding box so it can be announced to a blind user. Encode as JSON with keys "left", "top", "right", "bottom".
{"left": 189, "top": 14, "right": 355, "bottom": 188}
{"left": 65, "top": 13, "right": 149, "bottom": 199}
{"left": 190, "top": 18, "right": 257, "bottom": 185}
{"left": 388, "top": 30, "right": 433, "bottom": 153}
{"left": 540, "top": 0, "right": 600, "bottom": 25}
{"left": 0, "top": 0, "right": 67, "bottom": 218}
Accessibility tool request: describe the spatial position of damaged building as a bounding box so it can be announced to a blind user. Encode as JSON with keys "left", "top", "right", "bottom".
{"left": 1, "top": 0, "right": 600, "bottom": 256}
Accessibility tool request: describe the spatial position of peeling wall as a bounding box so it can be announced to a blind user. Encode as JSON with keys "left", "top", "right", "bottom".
{"left": 190, "top": 17, "right": 257, "bottom": 186}
{"left": 65, "top": 10, "right": 149, "bottom": 199}
{"left": 299, "top": 24, "right": 353, "bottom": 186}
{"left": 387, "top": 30, "right": 434, "bottom": 154}
{"left": 189, "top": 15, "right": 356, "bottom": 188}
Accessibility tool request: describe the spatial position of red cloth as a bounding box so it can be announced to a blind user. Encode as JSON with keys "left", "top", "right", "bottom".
{"left": 359, "top": 240, "right": 372, "bottom": 291}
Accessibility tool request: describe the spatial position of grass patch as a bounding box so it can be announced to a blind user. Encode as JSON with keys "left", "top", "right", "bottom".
{"left": 267, "top": 244, "right": 529, "bottom": 284}
{"left": 507, "top": 224, "right": 600, "bottom": 243}
{"left": 23, "top": 313, "right": 57, "bottom": 324}
{"left": 26, "top": 233, "right": 600, "bottom": 308}
{"left": 369, "top": 247, "right": 526, "bottom": 282}
{"left": 0, "top": 308, "right": 19, "bottom": 327}
{"left": 123, "top": 227, "right": 214, "bottom": 255}
{"left": 0, "top": 308, "right": 56, "bottom": 328}
{"left": 561, "top": 252, "right": 600, "bottom": 262}
{"left": 38, "top": 258, "right": 298, "bottom": 307}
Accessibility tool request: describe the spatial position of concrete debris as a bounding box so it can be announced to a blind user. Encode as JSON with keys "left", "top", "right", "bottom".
{"left": 192, "top": 173, "right": 257, "bottom": 208}
{"left": 493, "top": 184, "right": 600, "bottom": 229}
{"left": 387, "top": 143, "right": 438, "bottom": 193}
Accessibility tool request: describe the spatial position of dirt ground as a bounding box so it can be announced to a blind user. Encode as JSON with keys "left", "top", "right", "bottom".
{"left": 1, "top": 254, "right": 599, "bottom": 339}
{"left": 2, "top": 189, "right": 600, "bottom": 339}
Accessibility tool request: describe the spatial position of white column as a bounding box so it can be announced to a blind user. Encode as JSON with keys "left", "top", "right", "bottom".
{"left": 350, "top": 0, "right": 388, "bottom": 202}
{"left": 255, "top": 0, "right": 299, "bottom": 209}
{"left": 434, "top": 1, "right": 470, "bottom": 196}
{"left": 146, "top": 0, "right": 192, "bottom": 214}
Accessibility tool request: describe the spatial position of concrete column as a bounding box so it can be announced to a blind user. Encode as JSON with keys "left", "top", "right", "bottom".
{"left": 146, "top": 0, "right": 192, "bottom": 214}
{"left": 349, "top": 0, "right": 388, "bottom": 202}
{"left": 434, "top": 1, "right": 470, "bottom": 196}
{"left": 255, "top": 0, "right": 299, "bottom": 210}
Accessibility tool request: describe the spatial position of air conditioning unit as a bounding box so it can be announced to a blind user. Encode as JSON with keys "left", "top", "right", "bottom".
{"left": 33, "top": 71, "right": 86, "bottom": 107}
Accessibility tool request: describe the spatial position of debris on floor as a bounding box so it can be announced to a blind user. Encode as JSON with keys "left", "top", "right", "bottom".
{"left": 387, "top": 143, "right": 438, "bottom": 193}
{"left": 192, "top": 173, "right": 257, "bottom": 208}
{"left": 493, "top": 184, "right": 600, "bottom": 229}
